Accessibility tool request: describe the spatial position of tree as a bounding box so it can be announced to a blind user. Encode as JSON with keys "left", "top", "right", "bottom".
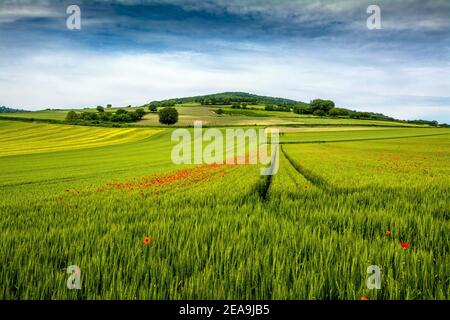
{"left": 116, "top": 109, "right": 128, "bottom": 115}
{"left": 158, "top": 100, "right": 176, "bottom": 108}
{"left": 134, "top": 108, "right": 146, "bottom": 119}
{"left": 158, "top": 107, "right": 178, "bottom": 125}
{"left": 310, "top": 99, "right": 335, "bottom": 114}
{"left": 148, "top": 104, "right": 158, "bottom": 112}
{"left": 216, "top": 108, "right": 224, "bottom": 115}
{"left": 96, "top": 106, "right": 105, "bottom": 113}
{"left": 66, "top": 111, "right": 79, "bottom": 121}
{"left": 107, "top": 104, "right": 112, "bottom": 108}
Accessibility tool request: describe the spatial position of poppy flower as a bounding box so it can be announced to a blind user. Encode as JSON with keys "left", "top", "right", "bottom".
{"left": 385, "top": 230, "right": 391, "bottom": 236}
{"left": 360, "top": 297, "right": 369, "bottom": 301}
{"left": 143, "top": 237, "right": 152, "bottom": 245}
{"left": 400, "top": 242, "right": 410, "bottom": 249}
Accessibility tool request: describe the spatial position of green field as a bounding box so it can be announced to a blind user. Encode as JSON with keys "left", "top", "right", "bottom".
{"left": 0, "top": 118, "right": 449, "bottom": 299}
{"left": 0, "top": 107, "right": 145, "bottom": 121}
{"left": 0, "top": 121, "right": 161, "bottom": 156}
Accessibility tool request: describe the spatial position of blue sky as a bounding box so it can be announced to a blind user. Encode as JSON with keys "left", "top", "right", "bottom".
{"left": 0, "top": 0, "right": 449, "bottom": 122}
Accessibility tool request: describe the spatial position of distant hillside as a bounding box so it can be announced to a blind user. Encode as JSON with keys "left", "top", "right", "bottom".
{"left": 0, "top": 106, "right": 29, "bottom": 113}
{"left": 148, "top": 92, "right": 446, "bottom": 126}
{"left": 154, "top": 92, "right": 301, "bottom": 106}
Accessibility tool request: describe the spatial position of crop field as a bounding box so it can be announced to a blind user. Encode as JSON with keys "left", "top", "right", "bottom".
{"left": 279, "top": 128, "right": 448, "bottom": 144}
{"left": 0, "top": 110, "right": 69, "bottom": 121}
{"left": 0, "top": 119, "right": 448, "bottom": 300}
{"left": 0, "top": 121, "right": 161, "bottom": 156}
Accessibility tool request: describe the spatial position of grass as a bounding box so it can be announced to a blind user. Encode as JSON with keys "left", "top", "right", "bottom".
{"left": 0, "top": 121, "right": 448, "bottom": 299}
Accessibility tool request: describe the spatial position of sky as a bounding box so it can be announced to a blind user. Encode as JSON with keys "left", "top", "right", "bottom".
{"left": 0, "top": 0, "right": 449, "bottom": 122}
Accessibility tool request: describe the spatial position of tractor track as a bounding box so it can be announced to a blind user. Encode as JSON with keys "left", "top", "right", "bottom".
{"left": 281, "top": 145, "right": 370, "bottom": 195}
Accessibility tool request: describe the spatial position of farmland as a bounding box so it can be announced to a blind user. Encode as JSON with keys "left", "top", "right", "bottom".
{"left": 0, "top": 118, "right": 449, "bottom": 300}
{"left": 0, "top": 120, "right": 161, "bottom": 156}
{"left": 0, "top": 104, "right": 427, "bottom": 127}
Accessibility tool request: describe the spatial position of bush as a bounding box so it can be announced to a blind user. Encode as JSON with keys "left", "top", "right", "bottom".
{"left": 80, "top": 112, "right": 98, "bottom": 121}
{"left": 216, "top": 108, "right": 224, "bottom": 115}
{"left": 96, "top": 106, "right": 105, "bottom": 113}
{"left": 329, "top": 108, "right": 349, "bottom": 117}
{"left": 148, "top": 104, "right": 158, "bottom": 112}
{"left": 293, "top": 104, "right": 313, "bottom": 115}
{"left": 313, "top": 109, "right": 326, "bottom": 117}
{"left": 99, "top": 112, "right": 111, "bottom": 121}
{"left": 158, "top": 107, "right": 179, "bottom": 125}
{"left": 277, "top": 105, "right": 291, "bottom": 112}
{"left": 112, "top": 113, "right": 130, "bottom": 122}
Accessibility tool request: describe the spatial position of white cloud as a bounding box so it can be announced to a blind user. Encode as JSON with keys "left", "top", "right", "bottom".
{"left": 0, "top": 4, "right": 62, "bottom": 23}
{"left": 0, "top": 48, "right": 448, "bottom": 122}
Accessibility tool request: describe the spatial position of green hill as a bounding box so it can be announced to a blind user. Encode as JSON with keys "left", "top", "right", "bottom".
{"left": 154, "top": 92, "right": 300, "bottom": 106}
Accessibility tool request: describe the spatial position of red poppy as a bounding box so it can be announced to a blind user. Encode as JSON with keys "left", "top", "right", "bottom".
{"left": 143, "top": 237, "right": 152, "bottom": 245}
{"left": 385, "top": 230, "right": 391, "bottom": 236}
{"left": 360, "top": 297, "right": 369, "bottom": 301}
{"left": 400, "top": 242, "right": 410, "bottom": 249}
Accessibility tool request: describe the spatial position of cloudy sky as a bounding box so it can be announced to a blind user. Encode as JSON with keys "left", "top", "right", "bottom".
{"left": 0, "top": 0, "right": 449, "bottom": 122}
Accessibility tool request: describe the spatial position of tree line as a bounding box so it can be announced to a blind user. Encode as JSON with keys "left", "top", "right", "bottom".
{"left": 0, "top": 106, "right": 29, "bottom": 113}
{"left": 65, "top": 107, "right": 146, "bottom": 124}
{"left": 290, "top": 99, "right": 441, "bottom": 125}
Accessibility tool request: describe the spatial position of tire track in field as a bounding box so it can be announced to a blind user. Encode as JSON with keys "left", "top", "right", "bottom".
{"left": 281, "top": 145, "right": 329, "bottom": 191}
{"left": 254, "top": 146, "right": 279, "bottom": 201}
{"left": 281, "top": 145, "right": 378, "bottom": 195}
